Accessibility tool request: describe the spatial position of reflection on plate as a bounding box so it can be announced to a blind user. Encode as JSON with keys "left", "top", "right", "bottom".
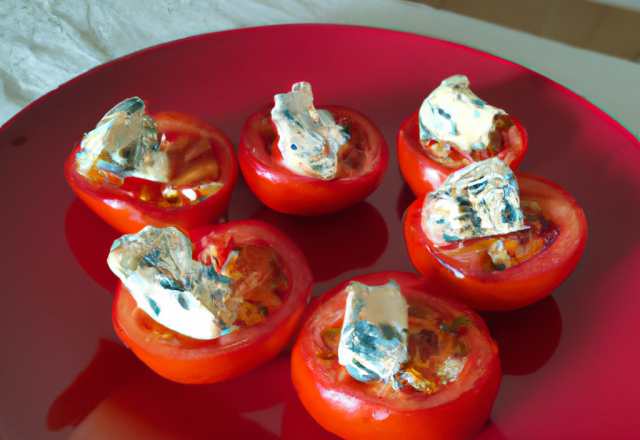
{"left": 251, "top": 201, "right": 388, "bottom": 283}
{"left": 1, "top": 24, "right": 640, "bottom": 440}
{"left": 65, "top": 199, "right": 120, "bottom": 294}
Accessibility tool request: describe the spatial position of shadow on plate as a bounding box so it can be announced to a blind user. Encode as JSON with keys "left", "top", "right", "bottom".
{"left": 478, "top": 295, "right": 562, "bottom": 376}
{"left": 48, "top": 339, "right": 297, "bottom": 439}
{"left": 65, "top": 198, "right": 120, "bottom": 294}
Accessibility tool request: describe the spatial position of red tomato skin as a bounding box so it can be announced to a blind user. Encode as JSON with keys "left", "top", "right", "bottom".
{"left": 112, "top": 221, "right": 312, "bottom": 384}
{"left": 65, "top": 110, "right": 239, "bottom": 234}
{"left": 291, "top": 271, "right": 501, "bottom": 440}
{"left": 239, "top": 105, "right": 389, "bottom": 216}
{"left": 397, "top": 110, "right": 528, "bottom": 197}
{"left": 404, "top": 173, "right": 587, "bottom": 311}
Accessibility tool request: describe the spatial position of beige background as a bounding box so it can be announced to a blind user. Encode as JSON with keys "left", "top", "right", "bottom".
{"left": 410, "top": 0, "right": 640, "bottom": 61}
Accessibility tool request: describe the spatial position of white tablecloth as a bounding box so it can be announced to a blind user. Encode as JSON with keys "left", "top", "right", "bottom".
{"left": 2, "top": 0, "right": 639, "bottom": 137}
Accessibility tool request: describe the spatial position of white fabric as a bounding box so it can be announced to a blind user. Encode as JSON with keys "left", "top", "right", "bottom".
{"left": 1, "top": 0, "right": 639, "bottom": 137}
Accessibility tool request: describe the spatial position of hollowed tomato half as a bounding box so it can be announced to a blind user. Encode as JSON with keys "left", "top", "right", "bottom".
{"left": 404, "top": 173, "right": 587, "bottom": 311}
{"left": 239, "top": 105, "right": 388, "bottom": 216}
{"left": 65, "top": 110, "right": 238, "bottom": 234}
{"left": 291, "top": 271, "right": 501, "bottom": 440}
{"left": 113, "top": 221, "right": 312, "bottom": 384}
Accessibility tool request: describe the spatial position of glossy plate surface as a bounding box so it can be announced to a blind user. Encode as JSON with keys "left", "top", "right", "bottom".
{"left": 1, "top": 24, "right": 638, "bottom": 439}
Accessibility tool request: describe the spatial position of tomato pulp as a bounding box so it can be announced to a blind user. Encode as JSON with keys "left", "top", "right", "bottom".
{"left": 291, "top": 271, "right": 501, "bottom": 440}
{"left": 113, "top": 221, "right": 312, "bottom": 384}
{"left": 239, "top": 105, "right": 389, "bottom": 216}
{"left": 65, "top": 110, "right": 238, "bottom": 234}
{"left": 404, "top": 173, "right": 587, "bottom": 311}
{"left": 398, "top": 110, "right": 527, "bottom": 197}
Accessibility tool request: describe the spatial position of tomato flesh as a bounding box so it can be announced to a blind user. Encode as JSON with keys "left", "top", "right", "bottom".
{"left": 113, "top": 221, "right": 312, "bottom": 384}
{"left": 65, "top": 110, "right": 238, "bottom": 234}
{"left": 291, "top": 271, "right": 501, "bottom": 440}
{"left": 239, "top": 105, "right": 389, "bottom": 216}
{"left": 398, "top": 110, "right": 527, "bottom": 197}
{"left": 433, "top": 200, "right": 559, "bottom": 273}
{"left": 404, "top": 173, "right": 587, "bottom": 311}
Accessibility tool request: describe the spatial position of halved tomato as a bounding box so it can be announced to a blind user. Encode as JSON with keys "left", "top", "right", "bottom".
{"left": 404, "top": 173, "right": 587, "bottom": 311}
{"left": 65, "top": 109, "right": 238, "bottom": 234}
{"left": 113, "top": 221, "right": 312, "bottom": 384}
{"left": 239, "top": 105, "right": 388, "bottom": 216}
{"left": 291, "top": 271, "right": 501, "bottom": 440}
{"left": 398, "top": 110, "right": 527, "bottom": 197}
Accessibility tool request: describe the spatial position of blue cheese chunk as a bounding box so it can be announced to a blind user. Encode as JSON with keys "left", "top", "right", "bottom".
{"left": 76, "top": 97, "right": 169, "bottom": 183}
{"left": 419, "top": 75, "right": 505, "bottom": 153}
{"left": 107, "top": 226, "right": 237, "bottom": 340}
{"left": 271, "top": 82, "right": 349, "bottom": 180}
{"left": 423, "top": 158, "right": 527, "bottom": 245}
{"left": 337, "top": 280, "right": 409, "bottom": 387}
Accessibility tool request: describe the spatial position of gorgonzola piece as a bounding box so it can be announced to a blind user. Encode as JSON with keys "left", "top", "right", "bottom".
{"left": 337, "top": 280, "right": 409, "bottom": 387}
{"left": 271, "top": 82, "right": 349, "bottom": 180}
{"left": 107, "top": 226, "right": 237, "bottom": 340}
{"left": 423, "top": 158, "right": 527, "bottom": 244}
{"left": 76, "top": 97, "right": 170, "bottom": 183}
{"left": 419, "top": 75, "right": 505, "bottom": 153}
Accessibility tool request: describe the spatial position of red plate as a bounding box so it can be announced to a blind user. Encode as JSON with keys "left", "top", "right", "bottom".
{"left": 1, "top": 24, "right": 638, "bottom": 440}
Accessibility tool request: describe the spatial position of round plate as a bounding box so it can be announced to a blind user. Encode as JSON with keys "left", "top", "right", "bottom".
{"left": 1, "top": 24, "right": 638, "bottom": 440}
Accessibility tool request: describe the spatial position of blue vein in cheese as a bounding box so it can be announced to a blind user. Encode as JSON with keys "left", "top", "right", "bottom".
{"left": 423, "top": 158, "right": 527, "bottom": 244}
{"left": 271, "top": 82, "right": 349, "bottom": 180}
{"left": 337, "top": 280, "right": 409, "bottom": 388}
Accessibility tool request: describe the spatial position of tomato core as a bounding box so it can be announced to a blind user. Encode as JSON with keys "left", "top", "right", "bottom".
{"left": 210, "top": 243, "right": 288, "bottom": 329}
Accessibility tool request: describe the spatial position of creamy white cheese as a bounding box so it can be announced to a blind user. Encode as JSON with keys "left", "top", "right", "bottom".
{"left": 271, "top": 82, "right": 349, "bottom": 180}
{"left": 76, "top": 97, "right": 170, "bottom": 183}
{"left": 439, "top": 357, "right": 465, "bottom": 383}
{"left": 338, "top": 280, "right": 409, "bottom": 387}
{"left": 487, "top": 239, "right": 511, "bottom": 269}
{"left": 107, "top": 226, "right": 237, "bottom": 340}
{"left": 423, "top": 158, "right": 527, "bottom": 245}
{"left": 419, "top": 75, "right": 505, "bottom": 153}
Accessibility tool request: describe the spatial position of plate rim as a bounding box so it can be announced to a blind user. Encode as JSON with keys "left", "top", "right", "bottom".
{"left": 2, "top": 23, "right": 636, "bottom": 144}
